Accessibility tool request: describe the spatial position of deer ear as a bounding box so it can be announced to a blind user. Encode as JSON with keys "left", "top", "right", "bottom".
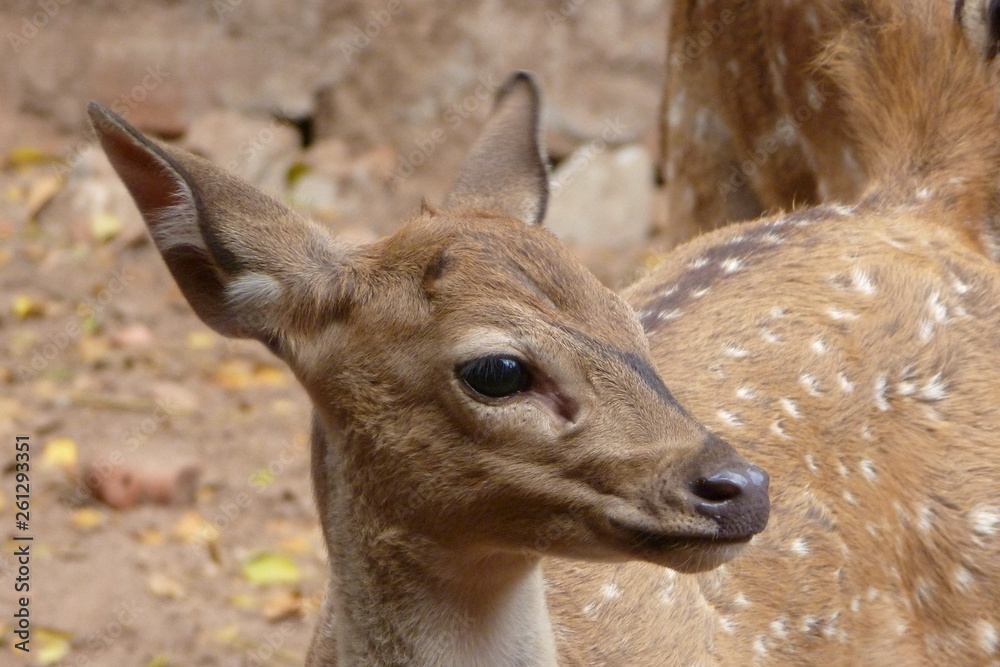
{"left": 88, "top": 102, "right": 354, "bottom": 347}
{"left": 443, "top": 71, "right": 550, "bottom": 225}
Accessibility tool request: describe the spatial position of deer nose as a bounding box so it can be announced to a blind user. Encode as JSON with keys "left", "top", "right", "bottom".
{"left": 689, "top": 463, "right": 770, "bottom": 536}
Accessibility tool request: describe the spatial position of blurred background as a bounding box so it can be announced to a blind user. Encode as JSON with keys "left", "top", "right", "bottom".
{"left": 0, "top": 1, "right": 672, "bottom": 664}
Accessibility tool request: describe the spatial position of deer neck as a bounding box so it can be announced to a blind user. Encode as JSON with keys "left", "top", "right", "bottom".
{"left": 316, "top": 426, "right": 559, "bottom": 667}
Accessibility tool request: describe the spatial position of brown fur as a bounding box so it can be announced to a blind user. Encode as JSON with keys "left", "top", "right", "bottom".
{"left": 660, "top": 0, "right": 1000, "bottom": 248}
{"left": 91, "top": 4, "right": 1000, "bottom": 664}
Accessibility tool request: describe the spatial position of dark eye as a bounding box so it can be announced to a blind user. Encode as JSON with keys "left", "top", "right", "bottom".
{"left": 458, "top": 355, "right": 532, "bottom": 398}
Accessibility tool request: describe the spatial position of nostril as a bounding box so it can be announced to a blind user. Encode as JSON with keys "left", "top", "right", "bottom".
{"left": 691, "top": 470, "right": 746, "bottom": 503}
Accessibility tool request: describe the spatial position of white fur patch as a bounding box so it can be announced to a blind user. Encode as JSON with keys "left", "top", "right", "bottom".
{"left": 150, "top": 186, "right": 207, "bottom": 252}
{"left": 225, "top": 272, "right": 283, "bottom": 311}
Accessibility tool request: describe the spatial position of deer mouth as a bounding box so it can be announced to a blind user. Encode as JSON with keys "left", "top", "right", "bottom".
{"left": 607, "top": 518, "right": 757, "bottom": 572}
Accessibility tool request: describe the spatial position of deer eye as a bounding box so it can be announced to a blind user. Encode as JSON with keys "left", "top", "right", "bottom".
{"left": 458, "top": 355, "right": 532, "bottom": 398}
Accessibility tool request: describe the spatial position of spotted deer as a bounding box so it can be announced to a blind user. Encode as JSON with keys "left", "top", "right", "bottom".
{"left": 661, "top": 0, "right": 1000, "bottom": 246}
{"left": 89, "top": 0, "right": 1000, "bottom": 663}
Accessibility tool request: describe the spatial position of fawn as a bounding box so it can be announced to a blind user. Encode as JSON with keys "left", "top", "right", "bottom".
{"left": 661, "top": 0, "right": 1000, "bottom": 245}
{"left": 90, "top": 0, "right": 999, "bottom": 663}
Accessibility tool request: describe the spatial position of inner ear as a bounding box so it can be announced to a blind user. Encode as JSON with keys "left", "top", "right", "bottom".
{"left": 443, "top": 72, "right": 550, "bottom": 225}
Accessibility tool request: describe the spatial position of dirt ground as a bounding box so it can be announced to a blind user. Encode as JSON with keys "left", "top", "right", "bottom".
{"left": 1, "top": 2, "right": 671, "bottom": 665}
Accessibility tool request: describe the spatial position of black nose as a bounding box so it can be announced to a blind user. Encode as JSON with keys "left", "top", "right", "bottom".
{"left": 689, "top": 463, "right": 770, "bottom": 536}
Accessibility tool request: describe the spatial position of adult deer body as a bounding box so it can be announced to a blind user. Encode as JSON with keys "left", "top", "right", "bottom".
{"left": 91, "top": 1, "right": 999, "bottom": 664}
{"left": 661, "top": 0, "right": 1000, "bottom": 243}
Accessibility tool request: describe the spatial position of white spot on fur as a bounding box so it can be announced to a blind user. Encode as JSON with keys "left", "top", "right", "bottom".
{"left": 736, "top": 386, "right": 756, "bottom": 400}
{"left": 733, "top": 592, "right": 750, "bottom": 608}
{"left": 752, "top": 635, "right": 768, "bottom": 656}
{"left": 770, "top": 617, "right": 788, "bottom": 639}
{"left": 811, "top": 339, "right": 828, "bottom": 355}
{"left": 790, "top": 538, "right": 809, "bottom": 555}
{"left": 970, "top": 504, "right": 1000, "bottom": 536}
{"left": 717, "top": 410, "right": 742, "bottom": 427}
{"left": 914, "top": 578, "right": 934, "bottom": 606}
{"left": 836, "top": 459, "right": 849, "bottom": 477}
{"left": 977, "top": 620, "right": 998, "bottom": 654}
{"left": 928, "top": 292, "right": 948, "bottom": 323}
{"left": 850, "top": 596, "right": 861, "bottom": 613}
{"left": 861, "top": 423, "right": 873, "bottom": 441}
{"left": 843, "top": 491, "right": 858, "bottom": 505}
{"left": 851, "top": 267, "right": 876, "bottom": 295}
{"left": 601, "top": 582, "right": 621, "bottom": 600}
{"left": 860, "top": 460, "right": 877, "bottom": 483}
{"left": 828, "top": 307, "right": 858, "bottom": 321}
{"left": 953, "top": 278, "right": 971, "bottom": 295}
{"left": 691, "top": 286, "right": 711, "bottom": 299}
{"left": 724, "top": 343, "right": 749, "bottom": 359}
{"left": 761, "top": 329, "right": 783, "bottom": 344}
{"left": 771, "top": 306, "right": 788, "bottom": 318}
{"left": 781, "top": 398, "right": 801, "bottom": 419}
{"left": 838, "top": 373, "right": 855, "bottom": 394}
{"left": 867, "top": 587, "right": 880, "bottom": 601}
{"left": 656, "top": 309, "right": 683, "bottom": 322}
{"left": 801, "top": 615, "right": 820, "bottom": 633}
{"left": 800, "top": 374, "right": 822, "bottom": 397}
{"left": 952, "top": 566, "right": 974, "bottom": 592}
{"left": 804, "top": 453, "right": 818, "bottom": 473}
{"left": 689, "top": 256, "right": 710, "bottom": 269}
{"left": 920, "top": 375, "right": 948, "bottom": 402}
{"left": 772, "top": 420, "right": 791, "bottom": 440}
{"left": 916, "top": 504, "right": 933, "bottom": 533}
{"left": 916, "top": 187, "right": 932, "bottom": 200}
{"left": 874, "top": 375, "right": 890, "bottom": 411}
{"left": 718, "top": 615, "right": 736, "bottom": 634}
{"left": 721, "top": 257, "right": 743, "bottom": 274}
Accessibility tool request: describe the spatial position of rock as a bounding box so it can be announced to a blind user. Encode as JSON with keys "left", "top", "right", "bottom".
{"left": 181, "top": 109, "right": 302, "bottom": 198}
{"left": 544, "top": 144, "right": 654, "bottom": 249}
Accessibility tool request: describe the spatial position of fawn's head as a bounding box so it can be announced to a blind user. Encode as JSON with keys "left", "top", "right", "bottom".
{"left": 88, "top": 73, "right": 768, "bottom": 573}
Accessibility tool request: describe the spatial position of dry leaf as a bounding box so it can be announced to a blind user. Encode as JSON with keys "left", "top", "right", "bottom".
{"left": 214, "top": 359, "right": 289, "bottom": 389}
{"left": 249, "top": 468, "right": 274, "bottom": 487}
{"left": 147, "top": 655, "right": 170, "bottom": 667}
{"left": 36, "top": 627, "right": 72, "bottom": 665}
{"left": 6, "top": 145, "right": 58, "bottom": 167}
{"left": 11, "top": 294, "right": 46, "bottom": 319}
{"left": 241, "top": 551, "right": 301, "bottom": 586}
{"left": 25, "top": 174, "right": 63, "bottom": 219}
{"left": 148, "top": 572, "right": 186, "bottom": 599}
{"left": 227, "top": 592, "right": 257, "bottom": 610}
{"left": 42, "top": 437, "right": 77, "bottom": 472}
{"left": 261, "top": 590, "right": 305, "bottom": 621}
{"left": 278, "top": 536, "right": 311, "bottom": 555}
{"left": 172, "top": 510, "right": 219, "bottom": 544}
{"left": 90, "top": 210, "right": 123, "bottom": 243}
{"left": 70, "top": 507, "right": 105, "bottom": 531}
{"left": 136, "top": 528, "right": 166, "bottom": 546}
{"left": 186, "top": 331, "right": 217, "bottom": 350}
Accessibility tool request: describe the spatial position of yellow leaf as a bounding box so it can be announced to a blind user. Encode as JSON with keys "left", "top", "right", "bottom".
{"left": 35, "top": 627, "right": 72, "bottom": 665}
{"left": 213, "top": 359, "right": 253, "bottom": 389}
{"left": 249, "top": 467, "right": 274, "bottom": 487}
{"left": 136, "top": 528, "right": 166, "bottom": 546}
{"left": 6, "top": 145, "right": 59, "bottom": 167}
{"left": 253, "top": 364, "right": 288, "bottom": 386}
{"left": 42, "top": 437, "right": 77, "bottom": 471}
{"left": 11, "top": 294, "right": 45, "bottom": 319}
{"left": 278, "top": 536, "right": 311, "bottom": 555}
{"left": 241, "top": 551, "right": 301, "bottom": 586}
{"left": 70, "top": 507, "right": 105, "bottom": 531}
{"left": 147, "top": 655, "right": 170, "bottom": 667}
{"left": 211, "top": 623, "right": 240, "bottom": 645}
{"left": 172, "top": 511, "right": 218, "bottom": 544}
{"left": 90, "top": 210, "right": 123, "bottom": 243}
{"left": 186, "top": 331, "right": 217, "bottom": 350}
{"left": 227, "top": 592, "right": 257, "bottom": 610}
{"left": 5, "top": 183, "right": 25, "bottom": 204}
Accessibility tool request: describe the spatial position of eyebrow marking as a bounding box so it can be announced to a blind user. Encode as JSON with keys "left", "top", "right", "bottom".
{"left": 553, "top": 322, "right": 681, "bottom": 406}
